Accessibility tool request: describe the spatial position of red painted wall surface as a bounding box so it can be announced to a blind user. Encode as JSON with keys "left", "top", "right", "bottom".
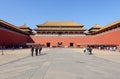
{"left": 93, "top": 30, "right": 120, "bottom": 46}
{"left": 31, "top": 36, "right": 93, "bottom": 47}
{"left": 1, "top": 27, "right": 120, "bottom": 47}
{"left": 31, "top": 30, "right": 120, "bottom": 47}
{"left": 0, "top": 29, "right": 29, "bottom": 45}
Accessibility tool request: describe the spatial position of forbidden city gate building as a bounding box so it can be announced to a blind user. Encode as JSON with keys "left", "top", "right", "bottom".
{"left": 0, "top": 19, "right": 120, "bottom": 51}
{"left": 34, "top": 21, "right": 86, "bottom": 36}
{"left": 33, "top": 21, "right": 87, "bottom": 47}
{"left": 32, "top": 21, "right": 120, "bottom": 48}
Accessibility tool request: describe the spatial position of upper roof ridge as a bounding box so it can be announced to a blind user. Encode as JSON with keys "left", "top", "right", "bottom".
{"left": 37, "top": 21, "right": 84, "bottom": 26}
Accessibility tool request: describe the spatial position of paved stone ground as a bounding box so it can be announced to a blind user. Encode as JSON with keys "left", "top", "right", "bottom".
{"left": 72, "top": 48, "right": 120, "bottom": 63}
{"left": 0, "top": 48, "right": 49, "bottom": 65}
{"left": 0, "top": 48, "right": 120, "bottom": 79}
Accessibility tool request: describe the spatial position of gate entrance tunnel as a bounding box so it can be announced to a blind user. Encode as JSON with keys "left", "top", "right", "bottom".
{"left": 46, "top": 43, "right": 50, "bottom": 47}
{"left": 58, "top": 42, "right": 62, "bottom": 47}
{"left": 70, "top": 43, "right": 74, "bottom": 47}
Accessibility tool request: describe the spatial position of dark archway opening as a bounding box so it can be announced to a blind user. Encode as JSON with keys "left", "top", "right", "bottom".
{"left": 46, "top": 42, "right": 50, "bottom": 47}
{"left": 70, "top": 43, "right": 74, "bottom": 47}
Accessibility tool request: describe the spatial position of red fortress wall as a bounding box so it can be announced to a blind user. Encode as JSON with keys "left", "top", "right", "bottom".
{"left": 0, "top": 28, "right": 29, "bottom": 46}
{"left": 31, "top": 36, "right": 92, "bottom": 47}
{"left": 31, "top": 29, "right": 120, "bottom": 47}
{"left": 0, "top": 19, "right": 120, "bottom": 49}
{"left": 93, "top": 29, "right": 120, "bottom": 46}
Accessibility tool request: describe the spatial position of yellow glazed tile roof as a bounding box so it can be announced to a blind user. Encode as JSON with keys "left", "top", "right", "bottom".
{"left": 19, "top": 24, "right": 32, "bottom": 31}
{"left": 19, "top": 24, "right": 29, "bottom": 29}
{"left": 97, "top": 20, "right": 120, "bottom": 32}
{"left": 92, "top": 24, "right": 102, "bottom": 28}
{"left": 0, "top": 19, "right": 29, "bottom": 34}
{"left": 88, "top": 24, "right": 102, "bottom": 31}
{"left": 89, "top": 29, "right": 98, "bottom": 32}
{"left": 37, "top": 21, "right": 84, "bottom": 27}
{"left": 21, "top": 29, "right": 31, "bottom": 31}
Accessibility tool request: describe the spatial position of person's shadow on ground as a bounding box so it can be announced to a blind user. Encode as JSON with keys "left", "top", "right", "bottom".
{"left": 39, "top": 53, "right": 48, "bottom": 56}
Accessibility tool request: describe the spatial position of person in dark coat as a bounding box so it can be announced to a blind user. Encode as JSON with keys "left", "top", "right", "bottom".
{"left": 31, "top": 45, "right": 34, "bottom": 56}
{"left": 39, "top": 45, "right": 42, "bottom": 55}
{"left": 35, "top": 45, "right": 39, "bottom": 56}
{"left": 88, "top": 47, "right": 93, "bottom": 55}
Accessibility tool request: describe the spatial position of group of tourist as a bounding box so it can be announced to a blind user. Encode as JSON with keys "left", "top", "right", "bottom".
{"left": 31, "top": 44, "right": 42, "bottom": 56}
{"left": 98, "top": 46, "right": 117, "bottom": 51}
{"left": 83, "top": 46, "right": 93, "bottom": 55}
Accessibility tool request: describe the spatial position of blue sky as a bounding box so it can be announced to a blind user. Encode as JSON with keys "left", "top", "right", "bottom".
{"left": 0, "top": 0, "right": 120, "bottom": 29}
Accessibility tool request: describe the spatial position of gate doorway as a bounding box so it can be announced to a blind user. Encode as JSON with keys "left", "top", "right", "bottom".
{"left": 46, "top": 42, "right": 50, "bottom": 47}
{"left": 58, "top": 42, "right": 62, "bottom": 47}
{"left": 70, "top": 43, "right": 74, "bottom": 47}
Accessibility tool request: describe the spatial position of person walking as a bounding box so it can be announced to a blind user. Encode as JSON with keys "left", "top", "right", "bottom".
{"left": 35, "top": 45, "right": 39, "bottom": 56}
{"left": 39, "top": 45, "right": 42, "bottom": 55}
{"left": 31, "top": 45, "right": 34, "bottom": 56}
{"left": 88, "top": 47, "right": 93, "bottom": 55}
{"left": 83, "top": 47, "right": 86, "bottom": 53}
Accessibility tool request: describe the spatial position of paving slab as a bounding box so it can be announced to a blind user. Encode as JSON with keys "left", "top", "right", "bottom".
{"left": 0, "top": 48, "right": 120, "bottom": 79}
